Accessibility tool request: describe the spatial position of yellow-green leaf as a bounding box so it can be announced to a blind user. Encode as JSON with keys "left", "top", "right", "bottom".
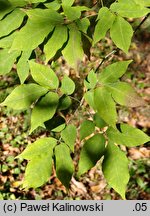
{"left": 44, "top": 25, "right": 68, "bottom": 63}
{"left": 102, "top": 142, "right": 129, "bottom": 199}
{"left": 110, "top": 16, "right": 133, "bottom": 53}
{"left": 1, "top": 84, "right": 48, "bottom": 110}
{"left": 29, "top": 61, "right": 59, "bottom": 89}
{"left": 94, "top": 87, "right": 117, "bottom": 128}
{"left": 62, "top": 24, "right": 84, "bottom": 69}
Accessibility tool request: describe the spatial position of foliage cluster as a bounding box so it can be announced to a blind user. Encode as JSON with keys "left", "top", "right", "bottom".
{"left": 0, "top": 0, "right": 150, "bottom": 199}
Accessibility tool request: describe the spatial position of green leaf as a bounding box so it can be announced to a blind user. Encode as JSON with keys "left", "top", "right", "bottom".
{"left": 17, "top": 51, "right": 31, "bottom": 84}
{"left": 29, "top": 61, "right": 59, "bottom": 89}
{"left": 61, "top": 0, "right": 74, "bottom": 6}
{"left": 44, "top": 25, "right": 68, "bottom": 63}
{"left": 76, "top": 17, "right": 90, "bottom": 34}
{"left": 93, "top": 7, "right": 115, "bottom": 44}
{"left": 63, "top": 5, "right": 81, "bottom": 21}
{"left": 45, "top": 116, "right": 66, "bottom": 132}
{"left": 110, "top": 16, "right": 133, "bottom": 53}
{"left": 62, "top": 23, "right": 84, "bottom": 69}
{"left": 102, "top": 142, "right": 129, "bottom": 199}
{"left": 106, "top": 82, "right": 145, "bottom": 107}
{"left": 107, "top": 124, "right": 150, "bottom": 147}
{"left": 98, "top": 60, "right": 132, "bottom": 84}
{"left": 1, "top": 84, "right": 48, "bottom": 110}
{"left": 61, "top": 125, "right": 77, "bottom": 152}
{"left": 10, "top": 17, "right": 54, "bottom": 51}
{"left": 110, "top": 2, "right": 150, "bottom": 18}
{"left": 27, "top": 0, "right": 46, "bottom": 3}
{"left": 44, "top": 1, "right": 61, "bottom": 10}
{"left": 11, "top": 21, "right": 54, "bottom": 51}
{"left": 93, "top": 113, "right": 107, "bottom": 128}
{"left": 18, "top": 137, "right": 57, "bottom": 160}
{"left": 0, "top": 8, "right": 25, "bottom": 38}
{"left": 0, "top": 49, "right": 20, "bottom": 75}
{"left": 94, "top": 87, "right": 117, "bottom": 128}
{"left": 24, "top": 8, "right": 63, "bottom": 25}
{"left": 80, "top": 120, "right": 95, "bottom": 140}
{"left": 17, "top": 137, "right": 57, "bottom": 188}
{"left": 86, "top": 69, "right": 98, "bottom": 89}
{"left": 30, "top": 92, "right": 59, "bottom": 133}
{"left": 0, "top": 32, "right": 17, "bottom": 48}
{"left": 58, "top": 95, "right": 72, "bottom": 111}
{"left": 60, "top": 75, "right": 75, "bottom": 95}
{"left": 0, "top": 0, "right": 27, "bottom": 20}
{"left": 84, "top": 90, "right": 97, "bottom": 111}
{"left": 55, "top": 143, "right": 74, "bottom": 188}
{"left": 78, "top": 134, "right": 105, "bottom": 176}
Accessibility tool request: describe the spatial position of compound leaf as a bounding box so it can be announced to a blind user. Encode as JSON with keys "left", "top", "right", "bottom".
{"left": 55, "top": 143, "right": 74, "bottom": 188}
{"left": 1, "top": 84, "right": 48, "bottom": 110}
{"left": 78, "top": 134, "right": 105, "bottom": 176}
{"left": 10, "top": 9, "right": 62, "bottom": 51}
{"left": 102, "top": 142, "right": 129, "bottom": 199}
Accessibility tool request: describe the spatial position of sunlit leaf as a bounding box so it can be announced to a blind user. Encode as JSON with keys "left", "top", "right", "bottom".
{"left": 102, "top": 142, "right": 129, "bottom": 199}
{"left": 110, "top": 16, "right": 133, "bottom": 53}
{"left": 1, "top": 84, "right": 48, "bottom": 110}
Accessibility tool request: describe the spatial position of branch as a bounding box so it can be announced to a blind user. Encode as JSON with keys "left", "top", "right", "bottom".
{"left": 134, "top": 13, "right": 150, "bottom": 33}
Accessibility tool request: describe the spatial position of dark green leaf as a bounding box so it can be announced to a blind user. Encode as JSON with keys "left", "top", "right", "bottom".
{"left": 55, "top": 143, "right": 74, "bottom": 188}
{"left": 30, "top": 92, "right": 59, "bottom": 133}
{"left": 61, "top": 125, "right": 77, "bottom": 152}
{"left": 80, "top": 120, "right": 95, "bottom": 140}
{"left": 78, "top": 134, "right": 105, "bottom": 176}
{"left": 93, "top": 113, "right": 107, "bottom": 128}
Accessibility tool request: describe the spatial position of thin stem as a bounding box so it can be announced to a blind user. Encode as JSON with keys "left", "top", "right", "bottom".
{"left": 95, "top": 49, "right": 118, "bottom": 73}
{"left": 134, "top": 13, "right": 150, "bottom": 33}
{"left": 100, "top": 0, "right": 104, "bottom": 7}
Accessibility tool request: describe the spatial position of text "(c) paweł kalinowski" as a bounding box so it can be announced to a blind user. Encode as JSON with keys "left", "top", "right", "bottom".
{"left": 20, "top": 203, "right": 104, "bottom": 212}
